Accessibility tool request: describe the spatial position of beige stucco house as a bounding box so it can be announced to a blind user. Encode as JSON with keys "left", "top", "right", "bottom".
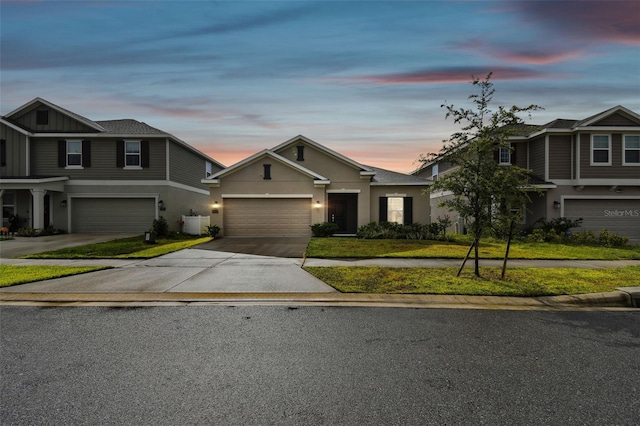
{"left": 203, "top": 135, "right": 432, "bottom": 236}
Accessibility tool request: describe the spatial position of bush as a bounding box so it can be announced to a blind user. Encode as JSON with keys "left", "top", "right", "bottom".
{"left": 356, "top": 221, "right": 451, "bottom": 240}
{"left": 206, "top": 224, "right": 221, "bottom": 238}
{"left": 16, "top": 227, "right": 38, "bottom": 237}
{"left": 152, "top": 216, "right": 170, "bottom": 237}
{"left": 310, "top": 222, "right": 339, "bottom": 237}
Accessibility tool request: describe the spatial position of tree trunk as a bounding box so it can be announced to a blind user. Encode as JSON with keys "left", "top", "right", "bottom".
{"left": 457, "top": 237, "right": 477, "bottom": 277}
{"left": 474, "top": 237, "right": 480, "bottom": 277}
{"left": 501, "top": 221, "right": 515, "bottom": 279}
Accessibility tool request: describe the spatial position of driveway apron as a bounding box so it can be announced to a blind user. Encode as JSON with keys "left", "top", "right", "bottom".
{"left": 193, "top": 236, "right": 311, "bottom": 258}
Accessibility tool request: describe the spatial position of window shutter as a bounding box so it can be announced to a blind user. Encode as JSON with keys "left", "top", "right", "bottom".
{"left": 0, "top": 139, "right": 6, "bottom": 167}
{"left": 493, "top": 149, "right": 499, "bottom": 163}
{"left": 141, "top": 140, "right": 150, "bottom": 168}
{"left": 511, "top": 145, "right": 517, "bottom": 165}
{"left": 82, "top": 140, "right": 91, "bottom": 167}
{"left": 379, "top": 197, "right": 388, "bottom": 222}
{"left": 58, "top": 140, "right": 66, "bottom": 167}
{"left": 116, "top": 140, "right": 125, "bottom": 167}
{"left": 403, "top": 197, "right": 413, "bottom": 225}
{"left": 263, "top": 164, "right": 272, "bottom": 180}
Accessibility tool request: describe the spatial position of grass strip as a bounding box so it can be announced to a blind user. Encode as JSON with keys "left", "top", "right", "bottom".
{"left": 0, "top": 265, "right": 111, "bottom": 287}
{"left": 307, "top": 238, "right": 640, "bottom": 260}
{"left": 21, "top": 236, "right": 212, "bottom": 259}
{"left": 303, "top": 265, "right": 640, "bottom": 297}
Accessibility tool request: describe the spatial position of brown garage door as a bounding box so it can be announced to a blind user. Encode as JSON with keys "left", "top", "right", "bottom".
{"left": 72, "top": 198, "right": 155, "bottom": 233}
{"left": 564, "top": 198, "right": 640, "bottom": 243}
{"left": 223, "top": 198, "right": 311, "bottom": 236}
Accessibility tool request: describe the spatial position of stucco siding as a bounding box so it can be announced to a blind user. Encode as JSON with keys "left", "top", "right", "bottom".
{"left": 14, "top": 106, "right": 97, "bottom": 133}
{"left": 370, "top": 186, "right": 430, "bottom": 224}
{"left": 31, "top": 137, "right": 166, "bottom": 180}
{"left": 0, "top": 124, "right": 28, "bottom": 176}
{"left": 274, "top": 141, "right": 362, "bottom": 182}
{"left": 548, "top": 135, "right": 572, "bottom": 180}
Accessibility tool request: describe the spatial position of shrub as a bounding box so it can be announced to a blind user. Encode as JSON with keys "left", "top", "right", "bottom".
{"left": 310, "top": 222, "right": 339, "bottom": 237}
{"left": 356, "top": 221, "right": 451, "bottom": 241}
{"left": 152, "top": 216, "right": 170, "bottom": 237}
{"left": 16, "top": 227, "right": 38, "bottom": 237}
{"left": 206, "top": 224, "right": 221, "bottom": 238}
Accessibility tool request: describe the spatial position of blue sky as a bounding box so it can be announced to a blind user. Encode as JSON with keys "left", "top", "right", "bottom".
{"left": 1, "top": 0, "right": 639, "bottom": 173}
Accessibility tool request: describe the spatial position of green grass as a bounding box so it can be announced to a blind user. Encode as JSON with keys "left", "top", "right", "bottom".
{"left": 304, "top": 265, "right": 640, "bottom": 297}
{"left": 307, "top": 237, "right": 640, "bottom": 260}
{"left": 21, "top": 235, "right": 212, "bottom": 259}
{"left": 0, "top": 265, "right": 111, "bottom": 287}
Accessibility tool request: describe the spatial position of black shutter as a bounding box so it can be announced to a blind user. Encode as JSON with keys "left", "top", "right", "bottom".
{"left": 493, "top": 149, "right": 499, "bottom": 163}
{"left": 82, "top": 140, "right": 91, "bottom": 167}
{"left": 141, "top": 140, "right": 150, "bottom": 168}
{"left": 403, "top": 197, "right": 413, "bottom": 225}
{"left": 263, "top": 164, "right": 271, "bottom": 180}
{"left": 0, "top": 139, "right": 6, "bottom": 167}
{"left": 116, "top": 140, "right": 124, "bottom": 167}
{"left": 296, "top": 145, "right": 304, "bottom": 161}
{"left": 511, "top": 145, "right": 517, "bottom": 165}
{"left": 379, "top": 197, "right": 388, "bottom": 222}
{"left": 58, "top": 140, "right": 66, "bottom": 167}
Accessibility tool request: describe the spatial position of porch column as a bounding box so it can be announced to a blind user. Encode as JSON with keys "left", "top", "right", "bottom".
{"left": 29, "top": 188, "right": 47, "bottom": 230}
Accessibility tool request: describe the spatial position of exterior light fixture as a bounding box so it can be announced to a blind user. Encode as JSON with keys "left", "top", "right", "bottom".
{"left": 158, "top": 200, "right": 166, "bottom": 211}
{"left": 553, "top": 201, "right": 561, "bottom": 209}
{"left": 60, "top": 199, "right": 67, "bottom": 208}
{"left": 315, "top": 201, "right": 321, "bottom": 208}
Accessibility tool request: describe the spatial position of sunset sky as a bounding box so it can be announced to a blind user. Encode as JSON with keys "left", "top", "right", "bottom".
{"left": 1, "top": 0, "right": 639, "bottom": 173}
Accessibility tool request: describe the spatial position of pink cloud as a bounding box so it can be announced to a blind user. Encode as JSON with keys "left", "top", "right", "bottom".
{"left": 324, "top": 67, "right": 563, "bottom": 85}
{"left": 491, "top": 49, "right": 585, "bottom": 65}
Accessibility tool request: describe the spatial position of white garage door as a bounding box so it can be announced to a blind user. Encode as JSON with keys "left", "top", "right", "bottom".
{"left": 564, "top": 198, "right": 640, "bottom": 243}
{"left": 72, "top": 198, "right": 155, "bottom": 233}
{"left": 224, "top": 198, "right": 311, "bottom": 236}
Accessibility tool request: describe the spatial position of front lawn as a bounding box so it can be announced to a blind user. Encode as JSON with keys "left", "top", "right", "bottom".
{"left": 21, "top": 235, "right": 212, "bottom": 259}
{"left": 304, "top": 265, "right": 640, "bottom": 297}
{"left": 307, "top": 237, "right": 640, "bottom": 260}
{"left": 0, "top": 265, "right": 111, "bottom": 287}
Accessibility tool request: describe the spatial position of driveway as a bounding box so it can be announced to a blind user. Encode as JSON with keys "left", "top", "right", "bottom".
{"left": 0, "top": 233, "right": 138, "bottom": 259}
{"left": 194, "top": 236, "right": 311, "bottom": 258}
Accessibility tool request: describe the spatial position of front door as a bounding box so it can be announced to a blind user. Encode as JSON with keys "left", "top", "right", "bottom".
{"left": 328, "top": 193, "right": 358, "bottom": 234}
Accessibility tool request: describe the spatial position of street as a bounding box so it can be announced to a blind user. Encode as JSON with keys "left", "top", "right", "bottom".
{"left": 1, "top": 306, "right": 639, "bottom": 425}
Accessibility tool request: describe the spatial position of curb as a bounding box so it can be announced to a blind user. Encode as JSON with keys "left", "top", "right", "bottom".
{"left": 0, "top": 291, "right": 635, "bottom": 310}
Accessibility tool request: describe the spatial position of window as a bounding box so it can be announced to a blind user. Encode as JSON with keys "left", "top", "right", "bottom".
{"left": 263, "top": 164, "right": 271, "bottom": 180}
{"left": 623, "top": 135, "right": 640, "bottom": 165}
{"left": 205, "top": 161, "right": 213, "bottom": 177}
{"left": 499, "top": 145, "right": 511, "bottom": 165}
{"left": 387, "top": 197, "right": 404, "bottom": 224}
{"left": 431, "top": 164, "right": 438, "bottom": 181}
{"left": 36, "top": 110, "right": 48, "bottom": 125}
{"left": 0, "top": 139, "right": 5, "bottom": 166}
{"left": 125, "top": 141, "right": 141, "bottom": 167}
{"left": 67, "top": 140, "right": 82, "bottom": 166}
{"left": 591, "top": 135, "right": 611, "bottom": 165}
{"left": 296, "top": 145, "right": 305, "bottom": 161}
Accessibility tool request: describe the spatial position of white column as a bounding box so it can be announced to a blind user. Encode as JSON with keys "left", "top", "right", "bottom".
{"left": 29, "top": 188, "right": 46, "bottom": 230}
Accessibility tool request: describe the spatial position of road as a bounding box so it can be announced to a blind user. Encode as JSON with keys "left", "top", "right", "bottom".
{"left": 1, "top": 306, "right": 639, "bottom": 425}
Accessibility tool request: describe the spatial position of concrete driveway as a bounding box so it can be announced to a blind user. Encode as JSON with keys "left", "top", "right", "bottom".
{"left": 0, "top": 248, "right": 336, "bottom": 293}
{"left": 194, "top": 236, "right": 311, "bottom": 258}
{"left": 0, "top": 233, "right": 138, "bottom": 259}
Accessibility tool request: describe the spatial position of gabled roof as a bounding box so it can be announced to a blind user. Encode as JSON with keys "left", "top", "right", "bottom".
{"left": 577, "top": 105, "right": 640, "bottom": 127}
{"left": 271, "top": 134, "right": 375, "bottom": 176}
{"left": 206, "top": 149, "right": 329, "bottom": 183}
{"left": 95, "top": 119, "right": 167, "bottom": 135}
{"left": 367, "top": 165, "right": 432, "bottom": 186}
{"left": 4, "top": 97, "right": 106, "bottom": 132}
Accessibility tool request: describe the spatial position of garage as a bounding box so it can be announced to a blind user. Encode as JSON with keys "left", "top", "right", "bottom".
{"left": 71, "top": 198, "right": 155, "bottom": 233}
{"left": 564, "top": 198, "right": 640, "bottom": 243}
{"left": 223, "top": 198, "right": 311, "bottom": 236}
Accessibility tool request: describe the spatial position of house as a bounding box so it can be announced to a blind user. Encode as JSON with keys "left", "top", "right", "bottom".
{"left": 415, "top": 106, "right": 640, "bottom": 243}
{"left": 0, "top": 98, "right": 224, "bottom": 233}
{"left": 202, "top": 135, "right": 432, "bottom": 236}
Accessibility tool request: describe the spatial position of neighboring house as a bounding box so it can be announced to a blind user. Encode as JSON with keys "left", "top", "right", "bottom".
{"left": 0, "top": 98, "right": 224, "bottom": 233}
{"left": 203, "top": 135, "right": 431, "bottom": 236}
{"left": 415, "top": 106, "right": 640, "bottom": 243}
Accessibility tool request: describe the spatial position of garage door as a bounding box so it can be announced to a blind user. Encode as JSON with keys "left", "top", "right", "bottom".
{"left": 72, "top": 198, "right": 155, "bottom": 233}
{"left": 564, "top": 198, "right": 640, "bottom": 243}
{"left": 224, "top": 198, "right": 311, "bottom": 236}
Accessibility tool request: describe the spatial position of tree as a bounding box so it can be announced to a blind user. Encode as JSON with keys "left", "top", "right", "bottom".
{"left": 423, "top": 73, "right": 542, "bottom": 277}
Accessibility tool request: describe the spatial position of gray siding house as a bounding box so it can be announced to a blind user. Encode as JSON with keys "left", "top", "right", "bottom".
{"left": 416, "top": 106, "right": 640, "bottom": 243}
{"left": 1, "top": 98, "right": 224, "bottom": 233}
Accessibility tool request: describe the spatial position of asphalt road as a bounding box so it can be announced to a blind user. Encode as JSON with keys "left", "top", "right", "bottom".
{"left": 1, "top": 307, "right": 639, "bottom": 425}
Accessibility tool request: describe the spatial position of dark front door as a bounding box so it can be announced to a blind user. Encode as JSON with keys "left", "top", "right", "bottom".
{"left": 328, "top": 193, "right": 358, "bottom": 234}
{"left": 43, "top": 194, "right": 50, "bottom": 228}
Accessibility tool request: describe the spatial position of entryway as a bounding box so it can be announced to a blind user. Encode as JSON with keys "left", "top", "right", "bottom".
{"left": 328, "top": 193, "right": 358, "bottom": 234}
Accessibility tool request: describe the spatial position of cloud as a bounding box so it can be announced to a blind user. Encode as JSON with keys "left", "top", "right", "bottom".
{"left": 508, "top": 0, "right": 640, "bottom": 45}
{"left": 323, "top": 67, "right": 565, "bottom": 85}
{"left": 450, "top": 39, "right": 586, "bottom": 65}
